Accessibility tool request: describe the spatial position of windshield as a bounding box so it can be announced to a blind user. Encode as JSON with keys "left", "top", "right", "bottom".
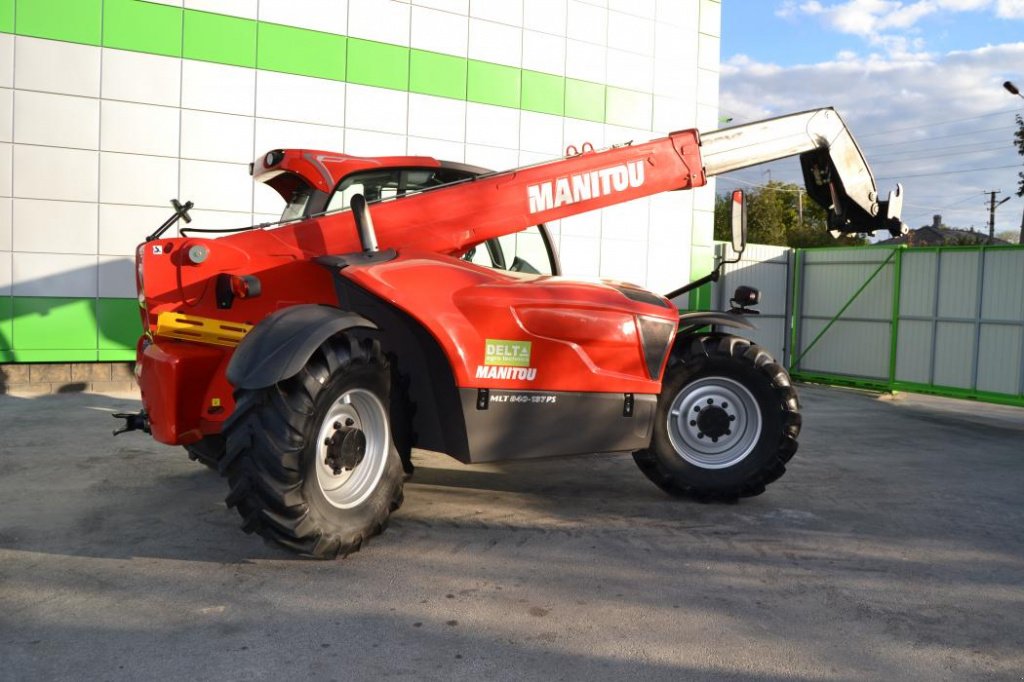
{"left": 326, "top": 167, "right": 474, "bottom": 213}
{"left": 280, "top": 184, "right": 314, "bottom": 222}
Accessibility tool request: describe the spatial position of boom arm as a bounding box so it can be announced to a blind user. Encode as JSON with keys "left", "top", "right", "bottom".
{"left": 260, "top": 107, "right": 904, "bottom": 259}
{"left": 700, "top": 108, "right": 905, "bottom": 237}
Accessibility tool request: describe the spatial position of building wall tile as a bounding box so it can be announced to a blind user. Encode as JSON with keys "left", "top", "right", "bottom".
{"left": 99, "top": 152, "right": 178, "bottom": 207}
{"left": 408, "top": 93, "right": 466, "bottom": 143}
{"left": 13, "top": 199, "right": 98, "bottom": 254}
{"left": 179, "top": 159, "right": 253, "bottom": 212}
{"left": 257, "top": 0, "right": 347, "bottom": 34}
{"left": 180, "top": 60, "right": 256, "bottom": 116}
{"left": 411, "top": 6, "right": 469, "bottom": 58}
{"left": 100, "top": 100, "right": 180, "bottom": 157}
{"left": 468, "top": 19, "right": 522, "bottom": 69}
{"left": 180, "top": 109, "right": 254, "bottom": 163}
{"left": 14, "top": 37, "right": 101, "bottom": 97}
{"left": 346, "top": 84, "right": 409, "bottom": 135}
{"left": 14, "top": 145, "right": 98, "bottom": 202}
{"left": 14, "top": 91, "right": 100, "bottom": 150}
{"left": 13, "top": 253, "right": 98, "bottom": 297}
{"left": 101, "top": 49, "right": 182, "bottom": 107}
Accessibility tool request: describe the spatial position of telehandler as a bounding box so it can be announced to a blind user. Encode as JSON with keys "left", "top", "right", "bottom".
{"left": 115, "top": 108, "right": 904, "bottom": 558}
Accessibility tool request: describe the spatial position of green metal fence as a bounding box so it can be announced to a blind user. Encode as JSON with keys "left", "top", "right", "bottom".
{"left": 787, "top": 244, "right": 1024, "bottom": 408}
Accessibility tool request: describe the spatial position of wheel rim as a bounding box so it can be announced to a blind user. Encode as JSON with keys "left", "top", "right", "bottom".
{"left": 666, "top": 376, "right": 762, "bottom": 469}
{"left": 314, "top": 388, "right": 390, "bottom": 509}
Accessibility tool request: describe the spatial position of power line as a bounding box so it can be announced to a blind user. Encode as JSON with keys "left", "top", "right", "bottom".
{"left": 717, "top": 175, "right": 805, "bottom": 192}
{"left": 858, "top": 107, "right": 1022, "bottom": 138}
{"left": 876, "top": 163, "right": 1021, "bottom": 180}
{"left": 902, "top": 192, "right": 986, "bottom": 212}
{"left": 862, "top": 124, "right": 1015, "bottom": 150}
{"left": 870, "top": 138, "right": 1011, "bottom": 159}
{"left": 871, "top": 142, "right": 1011, "bottom": 163}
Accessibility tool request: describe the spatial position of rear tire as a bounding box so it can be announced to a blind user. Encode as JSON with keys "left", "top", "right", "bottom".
{"left": 633, "top": 334, "right": 800, "bottom": 501}
{"left": 220, "top": 334, "right": 404, "bottom": 559}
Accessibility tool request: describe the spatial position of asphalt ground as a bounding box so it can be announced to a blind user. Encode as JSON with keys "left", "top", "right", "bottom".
{"left": 1, "top": 384, "right": 1022, "bottom": 681}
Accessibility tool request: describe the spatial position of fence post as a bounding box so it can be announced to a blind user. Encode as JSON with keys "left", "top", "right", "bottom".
{"left": 888, "top": 246, "right": 903, "bottom": 385}
{"left": 788, "top": 249, "right": 803, "bottom": 372}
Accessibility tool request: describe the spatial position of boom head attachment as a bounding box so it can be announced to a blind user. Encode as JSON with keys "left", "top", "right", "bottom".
{"left": 800, "top": 148, "right": 906, "bottom": 238}
{"left": 701, "top": 108, "right": 908, "bottom": 239}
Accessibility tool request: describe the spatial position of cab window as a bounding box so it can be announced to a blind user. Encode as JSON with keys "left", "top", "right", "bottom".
{"left": 463, "top": 226, "right": 558, "bottom": 276}
{"left": 326, "top": 167, "right": 472, "bottom": 213}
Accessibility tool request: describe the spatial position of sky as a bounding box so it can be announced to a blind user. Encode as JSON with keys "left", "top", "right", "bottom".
{"left": 718, "top": 0, "right": 1024, "bottom": 239}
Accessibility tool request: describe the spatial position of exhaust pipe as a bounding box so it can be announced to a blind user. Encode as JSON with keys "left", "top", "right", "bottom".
{"left": 350, "top": 194, "right": 379, "bottom": 253}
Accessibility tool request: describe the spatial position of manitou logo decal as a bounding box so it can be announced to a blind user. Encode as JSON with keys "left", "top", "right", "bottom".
{"left": 526, "top": 160, "right": 645, "bottom": 214}
{"left": 477, "top": 339, "right": 537, "bottom": 381}
{"left": 475, "top": 366, "right": 538, "bottom": 381}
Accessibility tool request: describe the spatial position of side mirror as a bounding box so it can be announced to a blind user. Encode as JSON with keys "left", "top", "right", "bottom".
{"left": 731, "top": 189, "right": 747, "bottom": 256}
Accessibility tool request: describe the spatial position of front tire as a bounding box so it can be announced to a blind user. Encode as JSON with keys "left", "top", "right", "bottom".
{"left": 633, "top": 334, "right": 800, "bottom": 501}
{"left": 220, "top": 334, "right": 404, "bottom": 559}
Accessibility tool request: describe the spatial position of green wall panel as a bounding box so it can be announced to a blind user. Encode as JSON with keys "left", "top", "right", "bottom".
{"left": 97, "top": 299, "right": 141, "bottom": 351}
{"left": 257, "top": 22, "right": 346, "bottom": 80}
{"left": 183, "top": 9, "right": 256, "bottom": 68}
{"left": 564, "top": 79, "right": 605, "bottom": 123}
{"left": 521, "top": 70, "right": 564, "bottom": 116}
{"left": 687, "top": 247, "right": 715, "bottom": 311}
{"left": 99, "top": 349, "right": 136, "bottom": 361}
{"left": 4, "top": 1, "right": 653, "bottom": 128}
{"left": 12, "top": 298, "right": 97, "bottom": 351}
{"left": 15, "top": 0, "right": 102, "bottom": 45}
{"left": 11, "top": 350, "right": 100, "bottom": 362}
{"left": 103, "top": 0, "right": 182, "bottom": 57}
{"left": 409, "top": 50, "right": 466, "bottom": 100}
{"left": 0, "top": 298, "right": 11, "bottom": 350}
{"left": 467, "top": 61, "right": 520, "bottom": 109}
{"left": 347, "top": 38, "right": 409, "bottom": 90}
{"left": 0, "top": 0, "right": 14, "bottom": 34}
{"left": 0, "top": 297, "right": 141, "bottom": 362}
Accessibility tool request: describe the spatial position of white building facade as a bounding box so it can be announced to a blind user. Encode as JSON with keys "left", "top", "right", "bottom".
{"left": 0, "top": 0, "right": 720, "bottom": 363}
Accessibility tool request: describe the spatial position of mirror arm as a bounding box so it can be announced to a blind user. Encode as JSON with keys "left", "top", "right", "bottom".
{"left": 664, "top": 268, "right": 720, "bottom": 301}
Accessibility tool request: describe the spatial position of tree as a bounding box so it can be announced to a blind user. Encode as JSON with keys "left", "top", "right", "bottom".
{"left": 714, "top": 181, "right": 866, "bottom": 248}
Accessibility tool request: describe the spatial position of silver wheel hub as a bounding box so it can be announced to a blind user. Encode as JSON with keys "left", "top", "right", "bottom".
{"left": 667, "top": 376, "right": 762, "bottom": 469}
{"left": 314, "top": 388, "right": 389, "bottom": 509}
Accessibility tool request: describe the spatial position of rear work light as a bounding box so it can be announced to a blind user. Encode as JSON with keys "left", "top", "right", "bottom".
{"left": 216, "top": 274, "right": 262, "bottom": 309}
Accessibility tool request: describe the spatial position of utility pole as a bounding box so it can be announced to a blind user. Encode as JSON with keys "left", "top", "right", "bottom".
{"left": 1004, "top": 83, "right": 1024, "bottom": 243}
{"left": 987, "top": 190, "right": 1010, "bottom": 244}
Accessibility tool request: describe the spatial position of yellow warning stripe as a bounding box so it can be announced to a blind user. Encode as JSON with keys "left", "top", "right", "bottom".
{"left": 155, "top": 312, "right": 252, "bottom": 348}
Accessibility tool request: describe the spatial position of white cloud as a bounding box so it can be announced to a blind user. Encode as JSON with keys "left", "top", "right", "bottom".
{"left": 719, "top": 43, "right": 1024, "bottom": 234}
{"left": 788, "top": 0, "right": 1023, "bottom": 56}
{"left": 996, "top": 0, "right": 1024, "bottom": 17}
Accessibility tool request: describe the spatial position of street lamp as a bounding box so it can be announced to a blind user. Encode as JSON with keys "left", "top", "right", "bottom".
{"left": 1006, "top": 81, "right": 1024, "bottom": 243}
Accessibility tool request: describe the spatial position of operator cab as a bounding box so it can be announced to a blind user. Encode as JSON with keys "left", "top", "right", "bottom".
{"left": 266, "top": 157, "right": 561, "bottom": 277}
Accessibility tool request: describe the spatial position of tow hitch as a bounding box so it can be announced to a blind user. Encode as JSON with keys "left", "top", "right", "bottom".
{"left": 112, "top": 410, "right": 151, "bottom": 436}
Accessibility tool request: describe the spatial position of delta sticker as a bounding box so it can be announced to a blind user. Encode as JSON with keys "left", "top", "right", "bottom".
{"left": 484, "top": 339, "right": 531, "bottom": 367}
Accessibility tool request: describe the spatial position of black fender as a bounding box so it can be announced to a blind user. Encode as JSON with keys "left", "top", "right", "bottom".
{"left": 678, "top": 311, "right": 757, "bottom": 332}
{"left": 226, "top": 304, "right": 377, "bottom": 390}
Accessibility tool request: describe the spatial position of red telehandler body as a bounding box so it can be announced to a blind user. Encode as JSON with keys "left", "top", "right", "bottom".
{"left": 116, "top": 108, "right": 905, "bottom": 558}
